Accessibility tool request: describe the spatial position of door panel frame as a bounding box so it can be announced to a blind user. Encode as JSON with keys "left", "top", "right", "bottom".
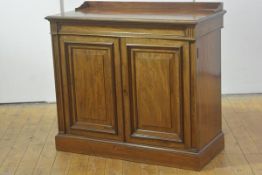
{"left": 121, "top": 38, "right": 191, "bottom": 148}
{"left": 59, "top": 35, "right": 124, "bottom": 141}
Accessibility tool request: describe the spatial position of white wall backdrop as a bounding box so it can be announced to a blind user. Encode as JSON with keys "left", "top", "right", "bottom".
{"left": 0, "top": 0, "right": 262, "bottom": 103}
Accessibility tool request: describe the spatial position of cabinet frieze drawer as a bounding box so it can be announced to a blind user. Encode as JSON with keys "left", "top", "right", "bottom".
{"left": 58, "top": 24, "right": 190, "bottom": 39}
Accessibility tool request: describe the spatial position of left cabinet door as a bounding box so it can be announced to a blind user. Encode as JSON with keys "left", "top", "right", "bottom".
{"left": 59, "top": 35, "right": 123, "bottom": 141}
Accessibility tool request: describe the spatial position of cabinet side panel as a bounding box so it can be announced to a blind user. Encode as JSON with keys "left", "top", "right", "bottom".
{"left": 196, "top": 30, "right": 222, "bottom": 148}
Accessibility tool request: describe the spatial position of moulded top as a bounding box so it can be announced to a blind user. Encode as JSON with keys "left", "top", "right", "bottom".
{"left": 46, "top": 1, "right": 226, "bottom": 24}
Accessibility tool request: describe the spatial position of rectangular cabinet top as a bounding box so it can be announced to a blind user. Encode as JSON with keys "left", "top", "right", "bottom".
{"left": 46, "top": 1, "right": 226, "bottom": 24}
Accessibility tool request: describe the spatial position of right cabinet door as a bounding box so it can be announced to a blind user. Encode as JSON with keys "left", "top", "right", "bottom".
{"left": 121, "top": 38, "right": 191, "bottom": 149}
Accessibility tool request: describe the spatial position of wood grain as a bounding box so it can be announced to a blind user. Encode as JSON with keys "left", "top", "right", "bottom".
{"left": 46, "top": 2, "right": 226, "bottom": 25}
{"left": 46, "top": 2, "right": 226, "bottom": 170}
{"left": 58, "top": 36, "right": 124, "bottom": 141}
{"left": 0, "top": 95, "right": 261, "bottom": 174}
{"left": 195, "top": 29, "right": 222, "bottom": 149}
{"left": 121, "top": 38, "right": 190, "bottom": 149}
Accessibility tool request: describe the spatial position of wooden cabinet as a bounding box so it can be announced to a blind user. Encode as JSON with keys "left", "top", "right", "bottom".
{"left": 46, "top": 1, "right": 226, "bottom": 170}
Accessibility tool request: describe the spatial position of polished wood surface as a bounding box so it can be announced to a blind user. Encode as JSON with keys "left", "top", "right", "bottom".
{"left": 75, "top": 1, "right": 223, "bottom": 13}
{"left": 195, "top": 30, "right": 222, "bottom": 148}
{"left": 46, "top": 1, "right": 225, "bottom": 170}
{"left": 121, "top": 38, "right": 191, "bottom": 149}
{"left": 59, "top": 36, "right": 124, "bottom": 141}
{"left": 0, "top": 95, "right": 261, "bottom": 174}
{"left": 46, "top": 2, "right": 226, "bottom": 24}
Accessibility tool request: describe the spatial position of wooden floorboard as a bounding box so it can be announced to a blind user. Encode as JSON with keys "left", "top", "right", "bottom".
{"left": 0, "top": 95, "right": 261, "bottom": 175}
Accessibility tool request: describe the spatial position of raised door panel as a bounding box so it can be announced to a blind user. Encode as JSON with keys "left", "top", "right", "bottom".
{"left": 121, "top": 38, "right": 191, "bottom": 148}
{"left": 59, "top": 36, "right": 123, "bottom": 140}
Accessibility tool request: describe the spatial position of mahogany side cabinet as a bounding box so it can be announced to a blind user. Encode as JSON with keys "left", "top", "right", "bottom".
{"left": 46, "top": 1, "right": 226, "bottom": 170}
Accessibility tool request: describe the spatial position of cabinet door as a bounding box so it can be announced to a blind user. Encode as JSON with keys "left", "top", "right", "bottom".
{"left": 59, "top": 36, "right": 123, "bottom": 141}
{"left": 121, "top": 38, "right": 191, "bottom": 148}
